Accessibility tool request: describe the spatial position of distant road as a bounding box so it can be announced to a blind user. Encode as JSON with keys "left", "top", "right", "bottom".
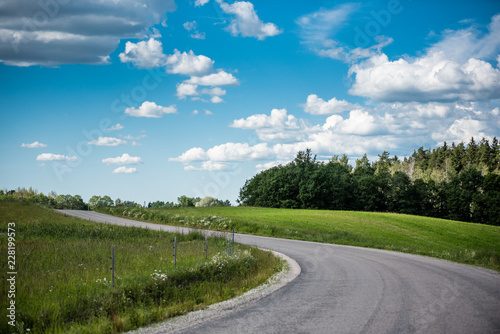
{"left": 59, "top": 210, "right": 500, "bottom": 334}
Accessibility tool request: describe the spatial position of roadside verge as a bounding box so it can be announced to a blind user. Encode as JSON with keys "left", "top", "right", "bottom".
{"left": 129, "top": 250, "right": 301, "bottom": 334}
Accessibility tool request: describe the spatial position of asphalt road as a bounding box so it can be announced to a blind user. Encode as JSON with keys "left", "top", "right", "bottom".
{"left": 58, "top": 210, "right": 500, "bottom": 334}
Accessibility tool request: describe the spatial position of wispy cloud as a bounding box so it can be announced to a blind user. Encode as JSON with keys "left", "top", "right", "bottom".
{"left": 21, "top": 141, "right": 47, "bottom": 148}
{"left": 36, "top": 153, "right": 76, "bottom": 162}
{"left": 105, "top": 123, "right": 124, "bottom": 131}
{"left": 112, "top": 166, "right": 137, "bottom": 174}
{"left": 88, "top": 137, "right": 127, "bottom": 146}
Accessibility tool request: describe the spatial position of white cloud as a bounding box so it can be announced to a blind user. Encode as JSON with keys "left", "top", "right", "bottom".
{"left": 169, "top": 147, "right": 208, "bottom": 162}
{"left": 193, "top": 109, "right": 199, "bottom": 115}
{"left": 170, "top": 142, "right": 273, "bottom": 165}
{"left": 102, "top": 153, "right": 142, "bottom": 165}
{"left": 112, "top": 166, "right": 137, "bottom": 174}
{"left": 88, "top": 137, "right": 127, "bottom": 146}
{"left": 21, "top": 141, "right": 47, "bottom": 148}
{"left": 206, "top": 142, "right": 273, "bottom": 161}
{"left": 36, "top": 153, "right": 76, "bottom": 162}
{"left": 302, "top": 94, "right": 356, "bottom": 115}
{"left": 296, "top": 4, "right": 359, "bottom": 45}
{"left": 105, "top": 123, "right": 124, "bottom": 131}
{"left": 210, "top": 96, "right": 224, "bottom": 103}
{"left": 125, "top": 101, "right": 177, "bottom": 118}
{"left": 255, "top": 160, "right": 285, "bottom": 172}
{"left": 205, "top": 109, "right": 213, "bottom": 115}
{"left": 231, "top": 108, "right": 299, "bottom": 129}
{"left": 186, "top": 70, "right": 239, "bottom": 86}
{"left": 119, "top": 38, "right": 166, "bottom": 68}
{"left": 295, "top": 4, "right": 391, "bottom": 63}
{"left": 0, "top": 0, "right": 176, "bottom": 67}
{"left": 185, "top": 161, "right": 228, "bottom": 171}
{"left": 322, "top": 109, "right": 387, "bottom": 135}
{"left": 176, "top": 83, "right": 199, "bottom": 99}
{"left": 428, "top": 14, "right": 500, "bottom": 63}
{"left": 349, "top": 52, "right": 500, "bottom": 102}
{"left": 183, "top": 21, "right": 206, "bottom": 40}
{"left": 231, "top": 108, "right": 313, "bottom": 142}
{"left": 217, "top": 0, "right": 282, "bottom": 40}
{"left": 348, "top": 15, "right": 500, "bottom": 103}
{"left": 432, "top": 117, "right": 490, "bottom": 144}
{"left": 166, "top": 50, "right": 213, "bottom": 76}
{"left": 201, "top": 87, "right": 227, "bottom": 96}
{"left": 195, "top": 0, "right": 210, "bottom": 6}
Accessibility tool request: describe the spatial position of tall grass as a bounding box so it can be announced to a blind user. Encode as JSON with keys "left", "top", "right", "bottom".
{"left": 0, "top": 202, "right": 282, "bottom": 333}
{"left": 101, "top": 206, "right": 500, "bottom": 271}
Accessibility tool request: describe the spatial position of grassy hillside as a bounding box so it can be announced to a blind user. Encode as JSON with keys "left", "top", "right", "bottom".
{"left": 0, "top": 202, "right": 281, "bottom": 333}
{"left": 103, "top": 206, "right": 500, "bottom": 271}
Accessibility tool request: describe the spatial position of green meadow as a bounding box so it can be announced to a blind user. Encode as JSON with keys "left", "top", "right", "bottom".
{"left": 0, "top": 201, "right": 282, "bottom": 334}
{"left": 103, "top": 206, "right": 500, "bottom": 271}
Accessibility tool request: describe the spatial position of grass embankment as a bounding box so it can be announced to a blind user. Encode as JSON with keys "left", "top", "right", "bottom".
{"left": 102, "top": 206, "right": 500, "bottom": 271}
{"left": 0, "top": 202, "right": 282, "bottom": 334}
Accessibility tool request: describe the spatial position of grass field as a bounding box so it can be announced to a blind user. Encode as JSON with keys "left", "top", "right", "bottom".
{"left": 102, "top": 206, "right": 500, "bottom": 271}
{"left": 0, "top": 201, "right": 282, "bottom": 334}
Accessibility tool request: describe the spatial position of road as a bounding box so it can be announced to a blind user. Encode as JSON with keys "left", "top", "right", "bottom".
{"left": 59, "top": 210, "right": 500, "bottom": 334}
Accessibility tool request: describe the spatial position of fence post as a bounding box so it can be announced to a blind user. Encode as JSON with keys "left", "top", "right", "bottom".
{"left": 232, "top": 227, "right": 235, "bottom": 255}
{"left": 111, "top": 245, "right": 115, "bottom": 288}
{"left": 174, "top": 236, "right": 177, "bottom": 268}
{"left": 205, "top": 235, "right": 208, "bottom": 259}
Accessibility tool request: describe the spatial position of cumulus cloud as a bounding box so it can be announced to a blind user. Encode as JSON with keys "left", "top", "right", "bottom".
{"left": 231, "top": 108, "right": 313, "bottom": 142}
{"left": 21, "top": 141, "right": 47, "bottom": 148}
{"left": 217, "top": 0, "right": 282, "bottom": 40}
{"left": 349, "top": 52, "right": 500, "bottom": 102}
{"left": 88, "top": 137, "right": 127, "bottom": 146}
{"left": 166, "top": 50, "right": 214, "bottom": 75}
{"left": 119, "top": 38, "right": 166, "bottom": 68}
{"left": 112, "top": 166, "right": 137, "bottom": 174}
{"left": 302, "top": 94, "right": 356, "bottom": 115}
{"left": 171, "top": 100, "right": 499, "bottom": 171}
{"left": 125, "top": 101, "right": 177, "bottom": 118}
{"left": 322, "top": 109, "right": 387, "bottom": 135}
{"left": 36, "top": 153, "right": 76, "bottom": 162}
{"left": 169, "top": 147, "right": 208, "bottom": 162}
{"left": 0, "top": 0, "right": 176, "bottom": 67}
{"left": 348, "top": 15, "right": 500, "bottom": 103}
{"left": 185, "top": 70, "right": 239, "bottom": 86}
{"left": 102, "top": 153, "right": 142, "bottom": 165}
{"left": 176, "top": 83, "right": 199, "bottom": 99}
{"left": 210, "top": 96, "right": 224, "bottom": 103}
{"left": 170, "top": 142, "right": 273, "bottom": 166}
{"left": 431, "top": 116, "right": 491, "bottom": 145}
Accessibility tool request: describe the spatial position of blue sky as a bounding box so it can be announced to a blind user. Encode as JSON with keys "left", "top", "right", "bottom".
{"left": 1, "top": 0, "right": 499, "bottom": 204}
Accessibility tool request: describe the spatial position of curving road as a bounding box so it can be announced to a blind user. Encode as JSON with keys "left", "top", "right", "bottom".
{"left": 59, "top": 210, "right": 500, "bottom": 334}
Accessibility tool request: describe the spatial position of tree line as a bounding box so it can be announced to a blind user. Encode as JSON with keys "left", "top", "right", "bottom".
{"left": 0, "top": 188, "right": 230, "bottom": 210}
{"left": 238, "top": 138, "right": 500, "bottom": 226}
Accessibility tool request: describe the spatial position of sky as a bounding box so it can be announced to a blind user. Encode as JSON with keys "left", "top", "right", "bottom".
{"left": 1, "top": 0, "right": 500, "bottom": 204}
